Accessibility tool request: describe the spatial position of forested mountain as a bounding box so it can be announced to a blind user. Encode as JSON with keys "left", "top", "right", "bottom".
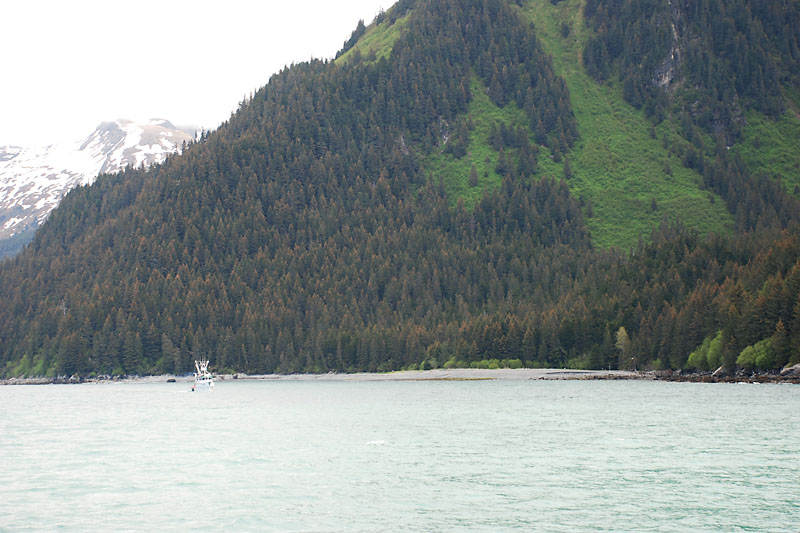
{"left": 1, "top": 0, "right": 799, "bottom": 378}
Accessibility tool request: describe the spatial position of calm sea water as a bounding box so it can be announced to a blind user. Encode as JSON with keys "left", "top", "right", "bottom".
{"left": 1, "top": 379, "right": 798, "bottom": 531}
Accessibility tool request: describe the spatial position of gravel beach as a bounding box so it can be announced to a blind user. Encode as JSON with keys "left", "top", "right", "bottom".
{"left": 228, "top": 368, "right": 638, "bottom": 381}
{"left": 1, "top": 368, "right": 638, "bottom": 385}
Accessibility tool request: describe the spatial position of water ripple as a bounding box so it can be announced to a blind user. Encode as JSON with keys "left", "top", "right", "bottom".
{"left": 0, "top": 380, "right": 798, "bottom": 531}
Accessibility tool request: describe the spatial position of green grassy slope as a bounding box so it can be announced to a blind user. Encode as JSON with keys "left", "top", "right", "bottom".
{"left": 734, "top": 109, "right": 800, "bottom": 196}
{"left": 335, "top": 10, "right": 412, "bottom": 65}
{"left": 341, "top": 0, "right": 738, "bottom": 249}
{"left": 424, "top": 77, "right": 532, "bottom": 210}
{"left": 518, "top": 0, "right": 733, "bottom": 249}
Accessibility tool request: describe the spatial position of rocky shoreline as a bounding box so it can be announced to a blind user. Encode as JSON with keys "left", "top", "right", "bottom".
{"left": 650, "top": 368, "right": 800, "bottom": 384}
{"left": 2, "top": 365, "right": 799, "bottom": 386}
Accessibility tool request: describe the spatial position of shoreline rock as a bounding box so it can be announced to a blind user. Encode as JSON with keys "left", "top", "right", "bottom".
{"left": 650, "top": 369, "right": 800, "bottom": 384}
{"left": 780, "top": 363, "right": 800, "bottom": 377}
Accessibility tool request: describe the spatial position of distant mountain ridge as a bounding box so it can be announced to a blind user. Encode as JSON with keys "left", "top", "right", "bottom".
{"left": 0, "top": 119, "right": 194, "bottom": 252}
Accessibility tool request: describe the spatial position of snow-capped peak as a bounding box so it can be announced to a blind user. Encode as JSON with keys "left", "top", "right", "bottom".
{"left": 0, "top": 119, "right": 196, "bottom": 242}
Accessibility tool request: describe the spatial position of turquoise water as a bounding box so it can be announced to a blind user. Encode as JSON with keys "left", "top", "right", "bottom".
{"left": 1, "top": 379, "right": 798, "bottom": 531}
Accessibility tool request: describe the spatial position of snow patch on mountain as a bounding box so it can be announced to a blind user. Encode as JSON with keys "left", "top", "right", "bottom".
{"left": 0, "top": 119, "right": 195, "bottom": 241}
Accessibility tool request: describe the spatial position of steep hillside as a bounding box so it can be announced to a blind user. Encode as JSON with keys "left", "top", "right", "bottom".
{"left": 733, "top": 109, "right": 800, "bottom": 194}
{"left": 518, "top": 0, "right": 734, "bottom": 248}
{"left": 1, "top": 0, "right": 799, "bottom": 379}
{"left": 335, "top": 1, "right": 414, "bottom": 65}
{"left": 340, "top": 0, "right": 800, "bottom": 248}
{"left": 575, "top": 0, "right": 800, "bottom": 219}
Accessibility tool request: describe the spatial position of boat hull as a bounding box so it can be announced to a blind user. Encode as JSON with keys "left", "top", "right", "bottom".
{"left": 192, "top": 378, "right": 214, "bottom": 391}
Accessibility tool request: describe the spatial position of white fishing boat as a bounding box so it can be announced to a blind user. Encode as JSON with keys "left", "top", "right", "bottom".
{"left": 192, "top": 359, "right": 214, "bottom": 391}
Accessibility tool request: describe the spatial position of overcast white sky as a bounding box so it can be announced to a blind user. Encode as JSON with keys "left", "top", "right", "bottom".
{"left": 0, "top": 0, "right": 390, "bottom": 146}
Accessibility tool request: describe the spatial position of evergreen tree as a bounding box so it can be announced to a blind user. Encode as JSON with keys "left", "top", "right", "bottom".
{"left": 469, "top": 163, "right": 479, "bottom": 187}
